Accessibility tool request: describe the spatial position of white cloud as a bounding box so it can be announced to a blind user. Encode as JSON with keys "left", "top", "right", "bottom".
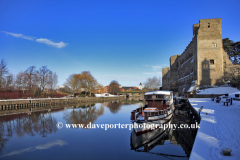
{"left": 142, "top": 65, "right": 164, "bottom": 76}
{"left": 1, "top": 31, "right": 68, "bottom": 48}
{"left": 36, "top": 38, "right": 68, "bottom": 48}
{"left": 143, "top": 64, "right": 168, "bottom": 71}
{"left": 152, "top": 65, "right": 162, "bottom": 71}
{"left": 2, "top": 31, "right": 35, "bottom": 40}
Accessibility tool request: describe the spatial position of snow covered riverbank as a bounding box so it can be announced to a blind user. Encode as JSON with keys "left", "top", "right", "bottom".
{"left": 189, "top": 98, "right": 240, "bottom": 160}
{"left": 197, "top": 86, "right": 239, "bottom": 95}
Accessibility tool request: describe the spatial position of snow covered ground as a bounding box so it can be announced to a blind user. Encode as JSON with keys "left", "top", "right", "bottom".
{"left": 197, "top": 86, "right": 239, "bottom": 95}
{"left": 189, "top": 98, "right": 240, "bottom": 160}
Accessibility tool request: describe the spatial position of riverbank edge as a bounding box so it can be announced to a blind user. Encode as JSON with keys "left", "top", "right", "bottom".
{"left": 188, "top": 98, "right": 240, "bottom": 159}
{"left": 0, "top": 96, "right": 125, "bottom": 112}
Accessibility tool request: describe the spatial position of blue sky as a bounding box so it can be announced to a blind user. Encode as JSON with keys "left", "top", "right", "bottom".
{"left": 1, "top": 0, "right": 240, "bottom": 87}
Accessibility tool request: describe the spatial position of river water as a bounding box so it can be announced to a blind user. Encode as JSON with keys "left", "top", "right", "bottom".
{"left": 0, "top": 100, "right": 196, "bottom": 160}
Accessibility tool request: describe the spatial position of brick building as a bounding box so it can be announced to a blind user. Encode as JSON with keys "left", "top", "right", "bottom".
{"left": 103, "top": 86, "right": 109, "bottom": 93}
{"left": 120, "top": 86, "right": 140, "bottom": 92}
{"left": 103, "top": 83, "right": 142, "bottom": 93}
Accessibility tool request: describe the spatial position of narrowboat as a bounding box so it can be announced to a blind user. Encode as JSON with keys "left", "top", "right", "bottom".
{"left": 131, "top": 90, "right": 174, "bottom": 134}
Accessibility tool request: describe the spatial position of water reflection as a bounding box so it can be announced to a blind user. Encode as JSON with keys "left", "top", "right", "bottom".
{"left": 0, "top": 122, "right": 8, "bottom": 153}
{"left": 124, "top": 97, "right": 141, "bottom": 102}
{"left": 130, "top": 113, "right": 197, "bottom": 159}
{"left": 0, "top": 112, "right": 58, "bottom": 137}
{"left": 63, "top": 104, "right": 104, "bottom": 128}
{"left": 102, "top": 100, "right": 143, "bottom": 114}
{"left": 130, "top": 120, "right": 188, "bottom": 159}
{"left": 103, "top": 101, "right": 122, "bottom": 113}
{"left": 0, "top": 111, "right": 59, "bottom": 153}
{"left": 1, "top": 140, "right": 67, "bottom": 158}
{"left": 0, "top": 101, "right": 195, "bottom": 160}
{"left": 130, "top": 124, "right": 167, "bottom": 150}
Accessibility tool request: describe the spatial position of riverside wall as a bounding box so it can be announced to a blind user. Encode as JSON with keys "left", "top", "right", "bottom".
{"left": 187, "top": 100, "right": 201, "bottom": 123}
{"left": 121, "top": 93, "right": 144, "bottom": 99}
{"left": 0, "top": 96, "right": 124, "bottom": 112}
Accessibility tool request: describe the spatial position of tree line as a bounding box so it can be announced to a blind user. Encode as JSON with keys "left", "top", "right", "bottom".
{"left": 63, "top": 71, "right": 104, "bottom": 96}
{"left": 0, "top": 59, "right": 58, "bottom": 98}
{"left": 0, "top": 57, "right": 162, "bottom": 98}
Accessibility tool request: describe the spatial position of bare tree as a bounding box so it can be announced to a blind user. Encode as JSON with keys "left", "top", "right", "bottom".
{"left": 32, "top": 73, "right": 40, "bottom": 94}
{"left": 38, "top": 66, "right": 52, "bottom": 92}
{"left": 47, "top": 72, "right": 58, "bottom": 91}
{"left": 0, "top": 59, "right": 9, "bottom": 90}
{"left": 144, "top": 76, "right": 162, "bottom": 91}
{"left": 64, "top": 74, "right": 79, "bottom": 93}
{"left": 61, "top": 84, "right": 71, "bottom": 92}
{"left": 5, "top": 74, "right": 14, "bottom": 90}
{"left": 95, "top": 83, "right": 104, "bottom": 94}
{"left": 15, "top": 72, "right": 27, "bottom": 92}
{"left": 24, "top": 66, "right": 38, "bottom": 92}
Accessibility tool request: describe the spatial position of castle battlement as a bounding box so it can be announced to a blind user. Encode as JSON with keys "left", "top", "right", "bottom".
{"left": 162, "top": 18, "right": 235, "bottom": 94}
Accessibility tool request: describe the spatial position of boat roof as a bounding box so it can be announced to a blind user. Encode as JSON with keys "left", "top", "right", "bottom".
{"left": 145, "top": 90, "right": 172, "bottom": 95}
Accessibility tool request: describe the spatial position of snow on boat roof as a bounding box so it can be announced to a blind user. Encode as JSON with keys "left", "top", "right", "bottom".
{"left": 145, "top": 90, "right": 172, "bottom": 95}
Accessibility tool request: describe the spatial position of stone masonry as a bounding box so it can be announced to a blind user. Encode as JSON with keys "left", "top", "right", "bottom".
{"left": 162, "top": 18, "right": 239, "bottom": 94}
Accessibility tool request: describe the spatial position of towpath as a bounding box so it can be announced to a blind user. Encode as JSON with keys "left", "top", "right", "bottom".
{"left": 189, "top": 98, "right": 240, "bottom": 160}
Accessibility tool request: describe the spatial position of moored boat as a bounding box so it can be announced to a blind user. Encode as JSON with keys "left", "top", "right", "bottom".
{"left": 131, "top": 90, "right": 174, "bottom": 134}
{"left": 130, "top": 125, "right": 168, "bottom": 150}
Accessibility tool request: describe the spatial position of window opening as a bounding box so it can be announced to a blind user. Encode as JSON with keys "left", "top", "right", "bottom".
{"left": 210, "top": 60, "right": 214, "bottom": 65}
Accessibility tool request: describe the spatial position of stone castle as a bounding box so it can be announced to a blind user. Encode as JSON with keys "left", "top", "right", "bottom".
{"left": 162, "top": 18, "right": 239, "bottom": 94}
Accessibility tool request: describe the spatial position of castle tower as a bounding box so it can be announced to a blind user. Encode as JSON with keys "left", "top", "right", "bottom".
{"left": 196, "top": 18, "right": 224, "bottom": 86}
{"left": 162, "top": 18, "right": 232, "bottom": 94}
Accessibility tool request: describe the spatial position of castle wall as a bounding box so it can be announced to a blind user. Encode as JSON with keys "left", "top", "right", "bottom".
{"left": 222, "top": 48, "right": 239, "bottom": 79}
{"left": 162, "top": 67, "right": 170, "bottom": 90}
{"left": 170, "top": 55, "right": 178, "bottom": 92}
{"left": 162, "top": 18, "right": 234, "bottom": 94}
{"left": 177, "top": 36, "right": 198, "bottom": 93}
